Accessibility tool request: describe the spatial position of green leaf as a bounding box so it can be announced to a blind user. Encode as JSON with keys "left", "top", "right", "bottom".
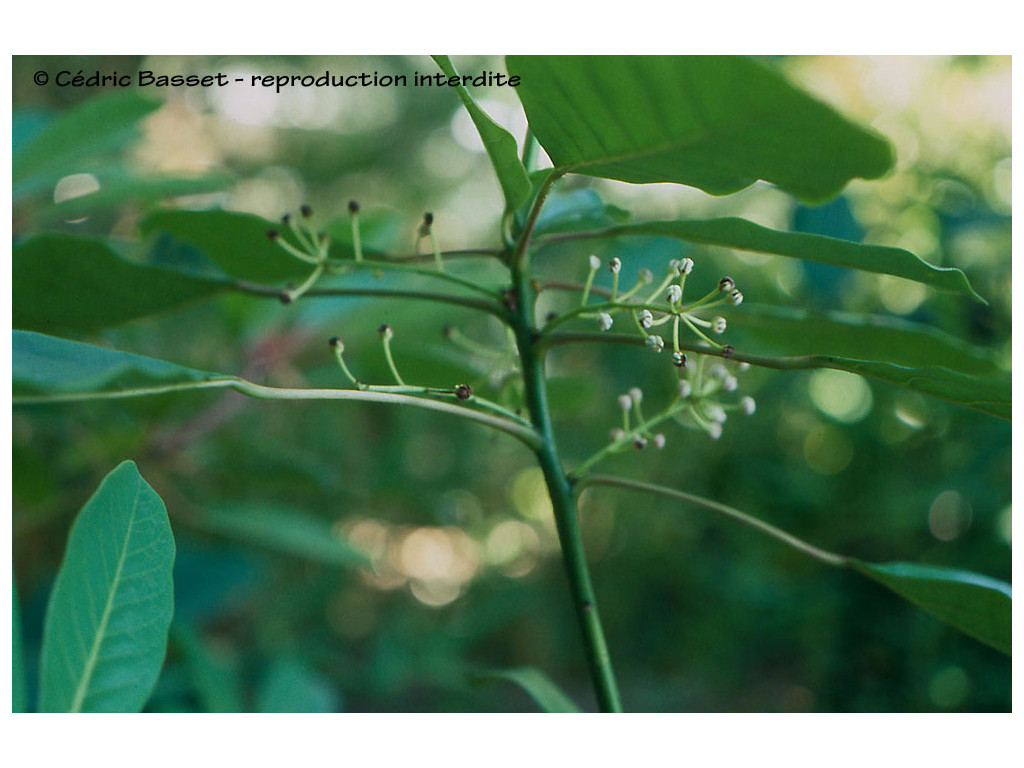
{"left": 827, "top": 358, "right": 1010, "bottom": 421}
{"left": 592, "top": 218, "right": 982, "bottom": 301}
{"left": 257, "top": 657, "right": 339, "bottom": 713}
{"left": 432, "top": 55, "right": 531, "bottom": 210}
{"left": 14, "top": 235, "right": 228, "bottom": 333}
{"left": 141, "top": 210, "right": 311, "bottom": 283}
{"left": 851, "top": 560, "right": 1011, "bottom": 656}
{"left": 474, "top": 666, "right": 582, "bottom": 713}
{"left": 14, "top": 92, "right": 162, "bottom": 198}
{"left": 13, "top": 576, "right": 27, "bottom": 713}
{"left": 533, "top": 189, "right": 631, "bottom": 236}
{"left": 195, "top": 503, "right": 371, "bottom": 570}
{"left": 37, "top": 172, "right": 232, "bottom": 224}
{"left": 508, "top": 56, "right": 894, "bottom": 203}
{"left": 729, "top": 305, "right": 1002, "bottom": 376}
{"left": 39, "top": 461, "right": 176, "bottom": 711}
{"left": 172, "top": 622, "right": 244, "bottom": 713}
{"left": 13, "top": 331, "right": 234, "bottom": 402}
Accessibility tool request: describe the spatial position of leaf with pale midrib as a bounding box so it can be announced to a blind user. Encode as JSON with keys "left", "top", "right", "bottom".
{"left": 39, "top": 461, "right": 176, "bottom": 712}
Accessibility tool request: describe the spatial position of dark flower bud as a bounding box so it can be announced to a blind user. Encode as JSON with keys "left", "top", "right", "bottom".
{"left": 267, "top": 229, "right": 280, "bottom": 241}
{"left": 328, "top": 336, "right": 342, "bottom": 348}
{"left": 718, "top": 276, "right": 736, "bottom": 293}
{"left": 278, "top": 291, "right": 293, "bottom": 304}
{"left": 455, "top": 384, "right": 473, "bottom": 400}
{"left": 300, "top": 204, "right": 313, "bottom": 218}
{"left": 348, "top": 200, "right": 360, "bottom": 214}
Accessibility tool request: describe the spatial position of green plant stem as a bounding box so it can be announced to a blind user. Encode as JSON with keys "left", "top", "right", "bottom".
{"left": 509, "top": 183, "right": 623, "bottom": 712}
{"left": 14, "top": 379, "right": 543, "bottom": 450}
{"left": 577, "top": 474, "right": 849, "bottom": 568}
{"left": 330, "top": 258, "right": 503, "bottom": 298}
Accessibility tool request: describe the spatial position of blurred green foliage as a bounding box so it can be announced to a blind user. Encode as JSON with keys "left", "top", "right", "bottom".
{"left": 12, "top": 55, "right": 1010, "bottom": 712}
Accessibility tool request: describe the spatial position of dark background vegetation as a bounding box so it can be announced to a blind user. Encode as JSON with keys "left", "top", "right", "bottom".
{"left": 12, "top": 55, "right": 1011, "bottom": 712}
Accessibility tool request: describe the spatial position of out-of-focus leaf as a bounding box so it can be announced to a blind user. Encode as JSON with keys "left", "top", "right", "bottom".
{"left": 432, "top": 55, "right": 531, "bottom": 210}
{"left": 588, "top": 218, "right": 982, "bottom": 301}
{"left": 257, "top": 657, "right": 339, "bottom": 713}
{"left": 39, "top": 461, "right": 175, "bottom": 712}
{"left": 509, "top": 56, "right": 893, "bottom": 203}
{"left": 474, "top": 666, "right": 582, "bottom": 713}
{"left": 533, "top": 189, "right": 630, "bottom": 236}
{"left": 13, "top": 92, "right": 161, "bottom": 198}
{"left": 13, "top": 331, "right": 234, "bottom": 401}
{"left": 195, "top": 503, "right": 371, "bottom": 570}
{"left": 141, "top": 210, "right": 310, "bottom": 282}
{"left": 851, "top": 560, "right": 1011, "bottom": 656}
{"left": 172, "top": 622, "right": 244, "bottom": 713}
{"left": 729, "top": 305, "right": 1002, "bottom": 376}
{"left": 13, "top": 235, "right": 229, "bottom": 333}
{"left": 37, "top": 173, "right": 232, "bottom": 224}
{"left": 13, "top": 576, "right": 27, "bottom": 713}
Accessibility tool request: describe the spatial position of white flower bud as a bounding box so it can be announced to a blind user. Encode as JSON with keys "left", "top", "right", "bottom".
{"left": 672, "top": 351, "right": 687, "bottom": 368}
{"left": 609, "top": 257, "right": 621, "bottom": 274}
{"left": 708, "top": 422, "right": 723, "bottom": 440}
{"left": 668, "top": 259, "right": 681, "bottom": 275}
{"left": 638, "top": 268, "right": 653, "bottom": 284}
{"left": 718, "top": 277, "right": 736, "bottom": 293}
{"left": 741, "top": 396, "right": 756, "bottom": 415}
{"left": 633, "top": 435, "right": 648, "bottom": 450}
{"left": 710, "top": 363, "right": 729, "bottom": 380}
{"left": 722, "top": 375, "right": 738, "bottom": 392}
{"left": 712, "top": 316, "right": 727, "bottom": 334}
{"left": 729, "top": 290, "right": 744, "bottom": 306}
{"left": 598, "top": 313, "right": 613, "bottom": 331}
{"left": 609, "top": 427, "right": 626, "bottom": 442}
{"left": 707, "top": 405, "right": 727, "bottom": 423}
{"left": 667, "top": 284, "right": 682, "bottom": 304}
{"left": 588, "top": 254, "right": 600, "bottom": 270}
{"left": 679, "top": 257, "right": 694, "bottom": 275}
{"left": 629, "top": 387, "right": 643, "bottom": 404}
{"left": 618, "top": 394, "right": 633, "bottom": 412}
{"left": 653, "top": 433, "right": 666, "bottom": 450}
{"left": 645, "top": 335, "right": 665, "bottom": 352}
{"left": 639, "top": 309, "right": 654, "bottom": 328}
{"left": 737, "top": 361, "right": 751, "bottom": 372}
{"left": 677, "top": 380, "right": 692, "bottom": 398}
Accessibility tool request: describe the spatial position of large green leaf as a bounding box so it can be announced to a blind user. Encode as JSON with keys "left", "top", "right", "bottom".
{"left": 13, "top": 576, "right": 27, "bottom": 713}
{"left": 141, "top": 210, "right": 311, "bottom": 283}
{"left": 195, "top": 503, "right": 371, "bottom": 570}
{"left": 589, "top": 217, "right": 982, "bottom": 301}
{"left": 508, "top": 56, "right": 894, "bottom": 203}
{"left": 432, "top": 55, "right": 531, "bottom": 210}
{"left": 851, "top": 560, "right": 1011, "bottom": 656}
{"left": 729, "top": 305, "right": 1001, "bottom": 376}
{"left": 13, "top": 235, "right": 229, "bottom": 333}
{"left": 13, "top": 331, "right": 234, "bottom": 401}
{"left": 38, "top": 461, "right": 176, "bottom": 711}
{"left": 13, "top": 92, "right": 162, "bottom": 198}
{"left": 474, "top": 667, "right": 582, "bottom": 713}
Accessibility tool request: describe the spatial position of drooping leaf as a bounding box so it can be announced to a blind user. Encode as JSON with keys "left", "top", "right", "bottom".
{"left": 851, "top": 560, "right": 1011, "bottom": 656}
{"left": 172, "top": 622, "right": 244, "bottom": 713}
{"left": 728, "top": 305, "right": 1002, "bottom": 376}
{"left": 13, "top": 331, "right": 235, "bottom": 402}
{"left": 37, "top": 172, "right": 232, "bottom": 224}
{"left": 13, "top": 235, "right": 229, "bottom": 333}
{"left": 585, "top": 217, "right": 982, "bottom": 301}
{"left": 508, "top": 56, "right": 894, "bottom": 203}
{"left": 432, "top": 55, "right": 531, "bottom": 210}
{"left": 194, "top": 503, "right": 371, "bottom": 570}
{"left": 141, "top": 209, "right": 311, "bottom": 283}
{"left": 13, "top": 576, "right": 27, "bottom": 713}
{"left": 474, "top": 666, "right": 582, "bottom": 713}
{"left": 39, "top": 461, "right": 176, "bottom": 711}
{"left": 13, "top": 92, "right": 161, "bottom": 198}
{"left": 257, "top": 657, "right": 339, "bottom": 713}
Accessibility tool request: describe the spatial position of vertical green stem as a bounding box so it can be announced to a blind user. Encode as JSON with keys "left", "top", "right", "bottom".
{"left": 510, "top": 250, "right": 623, "bottom": 713}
